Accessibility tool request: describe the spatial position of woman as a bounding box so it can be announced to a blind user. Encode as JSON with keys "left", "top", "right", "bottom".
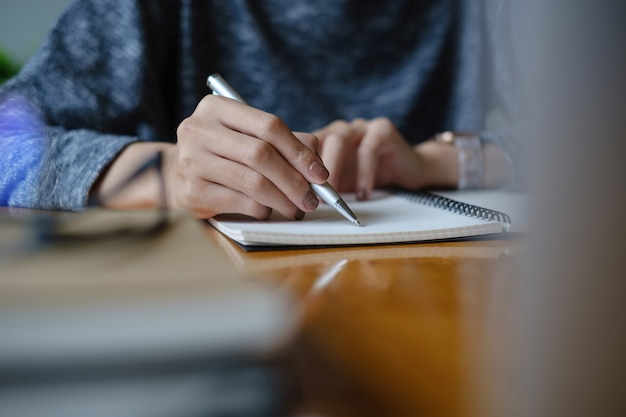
{"left": 0, "top": 0, "right": 515, "bottom": 219}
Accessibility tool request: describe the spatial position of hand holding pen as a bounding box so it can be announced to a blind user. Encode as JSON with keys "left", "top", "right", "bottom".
{"left": 94, "top": 71, "right": 361, "bottom": 224}
{"left": 207, "top": 74, "right": 360, "bottom": 226}
{"left": 165, "top": 89, "right": 326, "bottom": 221}
{"left": 131, "top": 71, "right": 359, "bottom": 223}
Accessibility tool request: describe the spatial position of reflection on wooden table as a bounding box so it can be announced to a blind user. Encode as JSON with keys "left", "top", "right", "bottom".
{"left": 207, "top": 227, "right": 523, "bottom": 417}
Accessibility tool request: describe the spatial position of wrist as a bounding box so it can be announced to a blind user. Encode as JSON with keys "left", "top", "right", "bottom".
{"left": 90, "top": 142, "right": 172, "bottom": 209}
{"left": 434, "top": 131, "right": 484, "bottom": 189}
{"left": 413, "top": 139, "right": 460, "bottom": 189}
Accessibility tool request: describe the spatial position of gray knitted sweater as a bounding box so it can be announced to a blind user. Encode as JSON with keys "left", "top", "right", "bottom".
{"left": 0, "top": 0, "right": 515, "bottom": 209}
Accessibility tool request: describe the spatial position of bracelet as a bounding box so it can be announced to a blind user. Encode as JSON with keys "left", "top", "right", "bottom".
{"left": 434, "top": 131, "right": 484, "bottom": 189}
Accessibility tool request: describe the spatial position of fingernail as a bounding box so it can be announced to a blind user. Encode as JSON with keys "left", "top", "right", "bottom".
{"left": 309, "top": 161, "right": 329, "bottom": 182}
{"left": 303, "top": 191, "right": 319, "bottom": 211}
{"left": 357, "top": 189, "right": 367, "bottom": 201}
{"left": 295, "top": 209, "right": 305, "bottom": 220}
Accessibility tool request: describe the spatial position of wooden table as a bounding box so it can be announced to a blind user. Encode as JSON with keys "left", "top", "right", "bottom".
{"left": 207, "top": 228, "right": 524, "bottom": 417}
{"left": 0, "top": 207, "right": 522, "bottom": 416}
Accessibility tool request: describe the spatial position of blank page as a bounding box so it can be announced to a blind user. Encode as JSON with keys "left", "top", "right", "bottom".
{"left": 209, "top": 191, "right": 504, "bottom": 246}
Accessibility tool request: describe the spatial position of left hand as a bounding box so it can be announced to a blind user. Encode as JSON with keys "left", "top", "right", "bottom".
{"left": 313, "top": 117, "right": 425, "bottom": 200}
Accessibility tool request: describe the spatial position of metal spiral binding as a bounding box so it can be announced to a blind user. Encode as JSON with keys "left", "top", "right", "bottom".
{"left": 395, "top": 190, "right": 512, "bottom": 224}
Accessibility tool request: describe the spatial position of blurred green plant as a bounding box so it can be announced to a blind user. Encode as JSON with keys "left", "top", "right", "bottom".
{"left": 0, "top": 49, "right": 20, "bottom": 85}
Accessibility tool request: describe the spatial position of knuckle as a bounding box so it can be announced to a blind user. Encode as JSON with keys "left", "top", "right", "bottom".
{"left": 326, "top": 130, "right": 349, "bottom": 143}
{"left": 372, "top": 117, "right": 394, "bottom": 132}
{"left": 176, "top": 151, "right": 195, "bottom": 170}
{"left": 197, "top": 94, "right": 218, "bottom": 112}
{"left": 176, "top": 117, "right": 194, "bottom": 138}
{"left": 245, "top": 140, "right": 274, "bottom": 165}
{"left": 257, "top": 113, "right": 285, "bottom": 136}
{"left": 330, "top": 119, "right": 349, "bottom": 130}
{"left": 241, "top": 169, "right": 269, "bottom": 191}
{"left": 293, "top": 146, "right": 313, "bottom": 166}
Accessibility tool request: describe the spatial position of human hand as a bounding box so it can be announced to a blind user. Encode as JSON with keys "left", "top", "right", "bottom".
{"left": 165, "top": 95, "right": 329, "bottom": 219}
{"left": 313, "top": 117, "right": 425, "bottom": 200}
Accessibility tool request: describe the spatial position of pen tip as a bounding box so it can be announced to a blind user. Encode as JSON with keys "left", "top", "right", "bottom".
{"left": 354, "top": 219, "right": 362, "bottom": 227}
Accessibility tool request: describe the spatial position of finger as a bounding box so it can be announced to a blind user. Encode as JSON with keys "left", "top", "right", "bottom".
{"left": 293, "top": 132, "right": 320, "bottom": 154}
{"left": 320, "top": 121, "right": 367, "bottom": 190}
{"left": 205, "top": 95, "right": 330, "bottom": 184}
{"left": 208, "top": 126, "right": 320, "bottom": 213}
{"left": 166, "top": 144, "right": 263, "bottom": 218}
{"left": 172, "top": 177, "right": 275, "bottom": 220}
{"left": 197, "top": 154, "right": 308, "bottom": 220}
{"left": 320, "top": 134, "right": 350, "bottom": 189}
{"left": 178, "top": 109, "right": 319, "bottom": 213}
{"left": 313, "top": 119, "right": 353, "bottom": 144}
{"left": 355, "top": 119, "right": 392, "bottom": 200}
{"left": 172, "top": 148, "right": 306, "bottom": 221}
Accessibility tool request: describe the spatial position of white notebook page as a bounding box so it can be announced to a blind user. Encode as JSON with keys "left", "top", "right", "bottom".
{"left": 209, "top": 191, "right": 504, "bottom": 246}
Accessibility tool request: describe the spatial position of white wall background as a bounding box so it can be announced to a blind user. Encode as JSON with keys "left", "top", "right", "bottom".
{"left": 0, "top": 0, "right": 74, "bottom": 64}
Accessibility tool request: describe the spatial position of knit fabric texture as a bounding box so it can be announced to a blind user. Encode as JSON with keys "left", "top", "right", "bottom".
{"left": 0, "top": 0, "right": 515, "bottom": 209}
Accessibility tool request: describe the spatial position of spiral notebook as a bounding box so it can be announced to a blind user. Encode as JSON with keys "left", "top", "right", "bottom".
{"left": 208, "top": 190, "right": 524, "bottom": 250}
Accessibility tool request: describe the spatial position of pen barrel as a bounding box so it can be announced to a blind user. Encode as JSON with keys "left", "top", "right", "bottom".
{"left": 310, "top": 183, "right": 341, "bottom": 206}
{"left": 206, "top": 74, "right": 248, "bottom": 104}
{"left": 310, "top": 183, "right": 359, "bottom": 225}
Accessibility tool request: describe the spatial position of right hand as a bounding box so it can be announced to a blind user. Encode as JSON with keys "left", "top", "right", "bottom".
{"left": 92, "top": 95, "right": 329, "bottom": 220}
{"left": 165, "top": 95, "right": 329, "bottom": 219}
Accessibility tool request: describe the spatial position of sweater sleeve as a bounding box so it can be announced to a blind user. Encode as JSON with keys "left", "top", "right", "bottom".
{"left": 0, "top": 0, "right": 178, "bottom": 210}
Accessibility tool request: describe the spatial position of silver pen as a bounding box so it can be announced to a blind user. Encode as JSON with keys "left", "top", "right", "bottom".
{"left": 207, "top": 73, "right": 361, "bottom": 226}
